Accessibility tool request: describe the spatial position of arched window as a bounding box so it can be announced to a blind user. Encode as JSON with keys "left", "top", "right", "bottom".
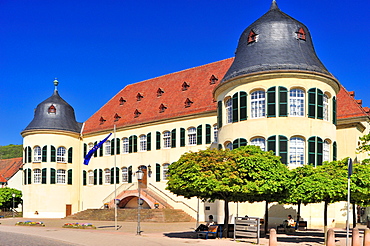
{"left": 163, "top": 164, "right": 170, "bottom": 180}
{"left": 289, "top": 137, "right": 304, "bottom": 165}
{"left": 105, "top": 140, "right": 111, "bottom": 155}
{"left": 33, "top": 146, "right": 41, "bottom": 162}
{"left": 323, "top": 94, "right": 329, "bottom": 121}
{"left": 225, "top": 142, "right": 233, "bottom": 150}
{"left": 290, "top": 89, "right": 305, "bottom": 116}
{"left": 139, "top": 135, "right": 147, "bottom": 152}
{"left": 122, "top": 167, "right": 128, "bottom": 182}
{"left": 57, "top": 147, "right": 66, "bottom": 163}
{"left": 104, "top": 169, "right": 111, "bottom": 184}
{"left": 225, "top": 98, "right": 233, "bottom": 123}
{"left": 188, "top": 127, "right": 196, "bottom": 145}
{"left": 122, "top": 138, "right": 129, "bottom": 154}
{"left": 163, "top": 131, "right": 171, "bottom": 148}
{"left": 251, "top": 138, "right": 266, "bottom": 151}
{"left": 251, "top": 90, "right": 265, "bottom": 118}
{"left": 34, "top": 169, "right": 41, "bottom": 184}
{"left": 88, "top": 170, "right": 94, "bottom": 185}
{"left": 323, "top": 140, "right": 330, "bottom": 162}
{"left": 56, "top": 169, "right": 66, "bottom": 184}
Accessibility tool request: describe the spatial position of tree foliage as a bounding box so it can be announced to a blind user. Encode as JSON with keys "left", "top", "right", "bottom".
{"left": 0, "top": 187, "right": 22, "bottom": 210}
{"left": 0, "top": 144, "right": 23, "bottom": 159}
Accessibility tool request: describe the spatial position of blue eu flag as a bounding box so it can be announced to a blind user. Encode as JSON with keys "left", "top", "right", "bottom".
{"left": 83, "top": 133, "right": 112, "bottom": 165}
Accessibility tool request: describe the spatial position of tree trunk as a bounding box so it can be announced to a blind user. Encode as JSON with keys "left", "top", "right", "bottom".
{"left": 324, "top": 200, "right": 328, "bottom": 227}
{"left": 352, "top": 202, "right": 356, "bottom": 228}
{"left": 297, "top": 201, "right": 301, "bottom": 222}
{"left": 223, "top": 199, "right": 229, "bottom": 238}
{"left": 264, "top": 201, "right": 269, "bottom": 234}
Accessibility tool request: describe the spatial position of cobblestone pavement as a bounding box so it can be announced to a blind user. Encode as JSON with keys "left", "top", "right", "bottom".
{"left": 0, "top": 218, "right": 367, "bottom": 245}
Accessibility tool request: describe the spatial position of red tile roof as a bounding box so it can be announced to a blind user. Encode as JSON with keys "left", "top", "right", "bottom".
{"left": 0, "top": 157, "right": 23, "bottom": 183}
{"left": 337, "top": 85, "right": 369, "bottom": 119}
{"left": 83, "top": 58, "right": 234, "bottom": 134}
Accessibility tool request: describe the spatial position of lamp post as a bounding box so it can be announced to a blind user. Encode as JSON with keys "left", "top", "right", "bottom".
{"left": 136, "top": 168, "right": 144, "bottom": 235}
{"left": 12, "top": 194, "right": 15, "bottom": 219}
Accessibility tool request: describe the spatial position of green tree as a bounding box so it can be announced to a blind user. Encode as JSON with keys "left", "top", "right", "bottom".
{"left": 0, "top": 144, "right": 23, "bottom": 159}
{"left": 166, "top": 146, "right": 290, "bottom": 237}
{"left": 0, "top": 187, "right": 22, "bottom": 210}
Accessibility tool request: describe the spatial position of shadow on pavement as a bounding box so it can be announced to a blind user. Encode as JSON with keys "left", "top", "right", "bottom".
{"left": 163, "top": 231, "right": 198, "bottom": 239}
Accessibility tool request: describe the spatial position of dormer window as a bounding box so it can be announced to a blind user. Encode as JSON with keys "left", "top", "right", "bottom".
{"left": 99, "top": 117, "right": 106, "bottom": 124}
{"left": 157, "top": 88, "right": 164, "bottom": 97}
{"left": 134, "top": 109, "right": 141, "bottom": 118}
{"left": 159, "top": 103, "right": 167, "bottom": 113}
{"left": 184, "top": 98, "right": 193, "bottom": 108}
{"left": 114, "top": 113, "right": 121, "bottom": 121}
{"left": 209, "top": 75, "right": 218, "bottom": 85}
{"left": 136, "top": 93, "right": 144, "bottom": 101}
{"left": 48, "top": 105, "right": 56, "bottom": 114}
{"left": 182, "top": 82, "right": 190, "bottom": 91}
{"left": 296, "top": 27, "right": 306, "bottom": 40}
{"left": 247, "top": 30, "right": 258, "bottom": 44}
{"left": 119, "top": 97, "right": 126, "bottom": 105}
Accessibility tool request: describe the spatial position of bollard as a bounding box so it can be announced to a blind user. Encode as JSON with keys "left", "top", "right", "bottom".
{"left": 364, "top": 229, "right": 370, "bottom": 246}
{"left": 352, "top": 228, "right": 360, "bottom": 246}
{"left": 326, "top": 229, "right": 335, "bottom": 246}
{"left": 269, "top": 228, "right": 277, "bottom": 246}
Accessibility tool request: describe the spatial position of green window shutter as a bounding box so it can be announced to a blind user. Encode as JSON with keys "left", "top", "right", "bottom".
{"left": 217, "top": 101, "right": 223, "bottom": 128}
{"left": 111, "top": 139, "right": 115, "bottom": 155}
{"left": 42, "top": 168, "right": 47, "bottom": 184}
{"left": 111, "top": 168, "right": 114, "bottom": 184}
{"left": 233, "top": 139, "right": 239, "bottom": 150}
{"left": 240, "top": 91, "right": 247, "bottom": 121}
{"left": 115, "top": 167, "right": 119, "bottom": 184}
{"left": 68, "top": 147, "right": 73, "bottom": 163}
{"left": 197, "top": 125, "right": 202, "bottom": 145}
{"left": 94, "top": 142, "right": 98, "bottom": 157}
{"left": 267, "top": 87, "right": 276, "bottom": 117}
{"left": 129, "top": 136, "right": 133, "bottom": 153}
{"left": 99, "top": 169, "right": 103, "bottom": 185}
{"left": 42, "top": 146, "right": 47, "bottom": 162}
{"left": 180, "top": 128, "right": 186, "bottom": 147}
{"left": 27, "top": 147, "right": 32, "bottom": 163}
{"left": 24, "top": 170, "right": 27, "bottom": 185}
{"left": 317, "top": 137, "right": 323, "bottom": 165}
{"left": 156, "top": 132, "right": 161, "bottom": 150}
{"left": 51, "top": 146, "right": 56, "bottom": 162}
{"left": 94, "top": 169, "right": 98, "bottom": 185}
{"left": 279, "top": 87, "right": 288, "bottom": 117}
{"left": 147, "top": 133, "right": 152, "bottom": 151}
{"left": 333, "top": 97, "right": 337, "bottom": 125}
{"left": 267, "top": 136, "right": 276, "bottom": 154}
{"left": 83, "top": 144, "right": 87, "bottom": 158}
{"left": 333, "top": 141, "right": 337, "bottom": 161}
{"left": 128, "top": 166, "right": 132, "bottom": 183}
{"left": 317, "top": 89, "right": 324, "bottom": 119}
{"left": 171, "top": 129, "right": 176, "bottom": 148}
{"left": 156, "top": 163, "right": 161, "bottom": 182}
{"left": 279, "top": 136, "right": 288, "bottom": 164}
{"left": 308, "top": 137, "right": 316, "bottom": 165}
{"left": 83, "top": 170, "right": 87, "bottom": 186}
{"left": 99, "top": 143, "right": 103, "bottom": 156}
{"left": 218, "top": 144, "right": 222, "bottom": 150}
{"left": 232, "top": 93, "right": 239, "bottom": 122}
{"left": 116, "top": 138, "right": 120, "bottom": 155}
{"left": 67, "top": 169, "right": 72, "bottom": 185}
{"left": 205, "top": 124, "right": 211, "bottom": 144}
{"left": 240, "top": 138, "right": 247, "bottom": 147}
{"left": 308, "top": 88, "right": 316, "bottom": 118}
{"left": 50, "top": 168, "right": 56, "bottom": 184}
{"left": 27, "top": 169, "right": 32, "bottom": 184}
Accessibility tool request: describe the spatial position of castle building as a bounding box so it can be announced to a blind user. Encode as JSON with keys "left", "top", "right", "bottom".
{"left": 21, "top": 1, "right": 370, "bottom": 227}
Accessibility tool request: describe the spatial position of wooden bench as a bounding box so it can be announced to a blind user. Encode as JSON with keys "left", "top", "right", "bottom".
{"left": 197, "top": 225, "right": 222, "bottom": 239}
{"left": 276, "top": 221, "right": 297, "bottom": 234}
{"left": 297, "top": 221, "right": 307, "bottom": 230}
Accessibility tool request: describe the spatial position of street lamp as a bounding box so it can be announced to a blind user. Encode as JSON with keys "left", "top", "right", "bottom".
{"left": 136, "top": 168, "right": 144, "bottom": 235}
{"left": 12, "top": 194, "right": 15, "bottom": 219}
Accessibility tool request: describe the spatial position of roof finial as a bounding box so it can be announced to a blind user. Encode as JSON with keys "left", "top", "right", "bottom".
{"left": 53, "top": 78, "right": 59, "bottom": 91}
{"left": 270, "top": 0, "right": 279, "bottom": 10}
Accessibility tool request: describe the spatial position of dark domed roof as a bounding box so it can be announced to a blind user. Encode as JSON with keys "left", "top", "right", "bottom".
{"left": 23, "top": 81, "right": 82, "bottom": 134}
{"left": 222, "top": 1, "right": 331, "bottom": 83}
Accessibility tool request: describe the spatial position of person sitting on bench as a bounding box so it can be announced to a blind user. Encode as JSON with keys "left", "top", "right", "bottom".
{"left": 195, "top": 215, "right": 215, "bottom": 232}
{"left": 283, "top": 215, "right": 295, "bottom": 229}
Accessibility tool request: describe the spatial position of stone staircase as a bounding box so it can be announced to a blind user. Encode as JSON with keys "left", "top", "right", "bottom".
{"left": 66, "top": 208, "right": 195, "bottom": 222}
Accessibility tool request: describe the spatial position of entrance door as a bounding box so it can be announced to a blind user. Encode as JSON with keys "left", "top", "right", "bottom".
{"left": 66, "top": 204, "right": 72, "bottom": 217}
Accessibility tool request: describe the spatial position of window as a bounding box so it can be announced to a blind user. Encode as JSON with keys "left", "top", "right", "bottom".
{"left": 213, "top": 125, "right": 218, "bottom": 143}
{"left": 290, "top": 137, "right": 304, "bottom": 165}
{"left": 139, "top": 135, "right": 147, "bottom": 151}
{"left": 180, "top": 128, "right": 186, "bottom": 147}
{"left": 226, "top": 98, "right": 233, "bottom": 123}
{"left": 182, "top": 82, "right": 190, "bottom": 91}
{"left": 247, "top": 30, "right": 258, "bottom": 44}
{"left": 122, "top": 167, "right": 128, "bottom": 182}
{"left": 57, "top": 147, "right": 67, "bottom": 163}
{"left": 104, "top": 169, "right": 111, "bottom": 184}
{"left": 99, "top": 117, "right": 106, "bottom": 124}
{"left": 122, "top": 138, "right": 129, "bottom": 154}
{"left": 157, "top": 88, "right": 164, "bottom": 97}
{"left": 251, "top": 90, "right": 265, "bottom": 118}
{"left": 323, "top": 140, "right": 330, "bottom": 162}
{"left": 56, "top": 169, "right": 66, "bottom": 184}
{"left": 308, "top": 136, "right": 323, "bottom": 166}
{"left": 308, "top": 88, "right": 324, "bottom": 119}
{"left": 188, "top": 127, "right": 196, "bottom": 145}
{"left": 159, "top": 104, "right": 167, "bottom": 113}
{"left": 184, "top": 98, "right": 193, "bottom": 107}
{"left": 119, "top": 97, "right": 126, "bottom": 105}
{"left": 114, "top": 113, "right": 121, "bottom": 121}
{"left": 88, "top": 143, "right": 94, "bottom": 151}
{"left": 105, "top": 140, "right": 111, "bottom": 155}
{"left": 136, "top": 93, "right": 143, "bottom": 101}
{"left": 48, "top": 105, "right": 56, "bottom": 114}
{"left": 163, "top": 164, "right": 170, "bottom": 180}
{"left": 225, "top": 142, "right": 233, "bottom": 150}
{"left": 134, "top": 109, "right": 141, "bottom": 118}
{"left": 33, "top": 146, "right": 41, "bottom": 162}
{"left": 205, "top": 124, "right": 211, "bottom": 144}
{"left": 209, "top": 75, "right": 218, "bottom": 84}
{"left": 296, "top": 27, "right": 306, "bottom": 40}
{"left": 88, "top": 170, "right": 94, "bottom": 185}
{"left": 163, "top": 131, "right": 171, "bottom": 148}
{"left": 323, "top": 94, "right": 329, "bottom": 121}
{"left": 251, "top": 138, "right": 266, "bottom": 151}
{"left": 290, "top": 89, "right": 305, "bottom": 116}
{"left": 34, "top": 169, "right": 41, "bottom": 184}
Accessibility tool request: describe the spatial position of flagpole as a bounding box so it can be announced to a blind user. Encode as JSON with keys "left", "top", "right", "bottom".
{"left": 346, "top": 158, "right": 352, "bottom": 246}
{"left": 114, "top": 124, "right": 118, "bottom": 230}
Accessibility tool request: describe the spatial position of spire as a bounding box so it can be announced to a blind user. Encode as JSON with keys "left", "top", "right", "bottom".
{"left": 53, "top": 78, "right": 59, "bottom": 91}
{"left": 270, "top": 0, "right": 279, "bottom": 10}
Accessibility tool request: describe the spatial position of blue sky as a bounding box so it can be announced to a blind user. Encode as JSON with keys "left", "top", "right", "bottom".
{"left": 1, "top": 0, "right": 369, "bottom": 146}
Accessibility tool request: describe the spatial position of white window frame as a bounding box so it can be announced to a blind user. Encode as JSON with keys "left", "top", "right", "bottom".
{"left": 33, "top": 146, "right": 41, "bottom": 162}
{"left": 289, "top": 137, "right": 305, "bottom": 165}
{"left": 121, "top": 167, "right": 128, "bottom": 183}
{"left": 139, "top": 135, "right": 147, "bottom": 152}
{"left": 105, "top": 140, "right": 111, "bottom": 155}
{"left": 88, "top": 170, "right": 94, "bottom": 185}
{"left": 250, "top": 138, "right": 266, "bottom": 151}
{"left": 188, "top": 127, "right": 196, "bottom": 146}
{"left": 323, "top": 94, "right": 329, "bottom": 121}
{"left": 323, "top": 140, "right": 330, "bottom": 162}
{"left": 289, "top": 89, "right": 305, "bottom": 117}
{"left": 225, "top": 98, "right": 233, "bottom": 123}
{"left": 34, "top": 169, "right": 41, "bottom": 184}
{"left": 122, "top": 138, "right": 129, "bottom": 154}
{"left": 163, "top": 131, "right": 171, "bottom": 149}
{"left": 57, "top": 147, "right": 66, "bottom": 163}
{"left": 104, "top": 169, "right": 111, "bottom": 184}
{"left": 213, "top": 125, "right": 218, "bottom": 143}
{"left": 163, "top": 163, "right": 170, "bottom": 180}
{"left": 251, "top": 90, "right": 265, "bottom": 118}
{"left": 56, "top": 169, "right": 66, "bottom": 184}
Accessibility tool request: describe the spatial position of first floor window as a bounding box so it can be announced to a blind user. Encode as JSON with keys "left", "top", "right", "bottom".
{"left": 251, "top": 138, "right": 266, "bottom": 151}
{"left": 323, "top": 140, "right": 330, "bottom": 162}
{"left": 34, "top": 169, "right": 41, "bottom": 184}
{"left": 105, "top": 141, "right": 111, "bottom": 155}
{"left": 213, "top": 125, "right": 218, "bottom": 143}
{"left": 163, "top": 164, "right": 170, "bottom": 180}
{"left": 290, "top": 89, "right": 305, "bottom": 116}
{"left": 57, "top": 169, "right": 66, "bottom": 184}
{"left": 323, "top": 94, "right": 329, "bottom": 121}
{"left": 139, "top": 135, "right": 147, "bottom": 152}
{"left": 163, "top": 131, "right": 171, "bottom": 148}
{"left": 188, "top": 127, "right": 196, "bottom": 145}
{"left": 104, "top": 169, "right": 111, "bottom": 184}
{"left": 251, "top": 90, "right": 265, "bottom": 118}
{"left": 33, "top": 146, "right": 41, "bottom": 162}
{"left": 226, "top": 98, "right": 233, "bottom": 123}
{"left": 122, "top": 167, "right": 128, "bottom": 182}
{"left": 88, "top": 170, "right": 94, "bottom": 185}
{"left": 57, "top": 147, "right": 66, "bottom": 163}
{"left": 122, "top": 138, "right": 129, "bottom": 153}
{"left": 289, "top": 137, "right": 304, "bottom": 165}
